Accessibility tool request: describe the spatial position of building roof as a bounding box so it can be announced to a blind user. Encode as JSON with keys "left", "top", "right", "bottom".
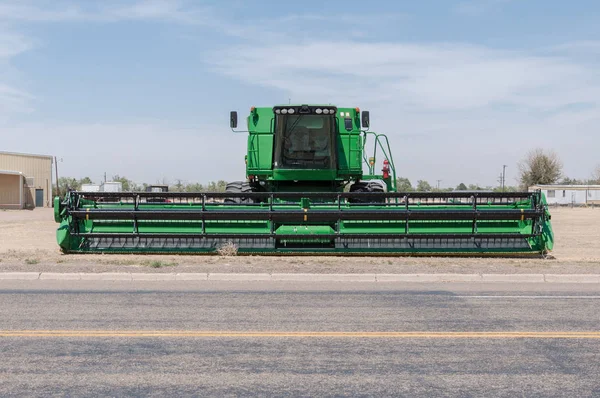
{"left": 0, "top": 151, "right": 53, "bottom": 160}
{"left": 530, "top": 184, "right": 600, "bottom": 190}
{"left": 0, "top": 170, "right": 24, "bottom": 176}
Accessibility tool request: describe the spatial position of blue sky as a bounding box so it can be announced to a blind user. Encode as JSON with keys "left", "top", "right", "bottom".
{"left": 1, "top": 0, "right": 598, "bottom": 188}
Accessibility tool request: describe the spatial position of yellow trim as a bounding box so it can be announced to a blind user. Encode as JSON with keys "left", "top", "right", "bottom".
{"left": 1, "top": 330, "right": 600, "bottom": 339}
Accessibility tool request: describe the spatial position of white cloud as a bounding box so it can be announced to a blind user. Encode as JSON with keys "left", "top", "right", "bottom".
{"left": 455, "top": 0, "right": 516, "bottom": 16}
{"left": 0, "top": 30, "right": 33, "bottom": 56}
{"left": 0, "top": 1, "right": 598, "bottom": 186}
{"left": 0, "top": 0, "right": 215, "bottom": 121}
{"left": 102, "top": 0, "right": 211, "bottom": 24}
{"left": 0, "top": 30, "right": 34, "bottom": 118}
{"left": 1, "top": 121, "right": 247, "bottom": 184}
{"left": 213, "top": 39, "right": 600, "bottom": 186}
{"left": 0, "top": 2, "right": 86, "bottom": 22}
{"left": 215, "top": 41, "right": 598, "bottom": 112}
{"left": 0, "top": 0, "right": 211, "bottom": 24}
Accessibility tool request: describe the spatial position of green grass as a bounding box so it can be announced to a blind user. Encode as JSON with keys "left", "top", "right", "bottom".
{"left": 25, "top": 258, "right": 39, "bottom": 265}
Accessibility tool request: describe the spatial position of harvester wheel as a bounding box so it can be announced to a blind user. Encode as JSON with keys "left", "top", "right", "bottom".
{"left": 224, "top": 181, "right": 256, "bottom": 204}
{"left": 348, "top": 181, "right": 386, "bottom": 203}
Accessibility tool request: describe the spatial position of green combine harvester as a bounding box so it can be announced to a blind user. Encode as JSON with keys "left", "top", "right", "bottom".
{"left": 54, "top": 104, "right": 554, "bottom": 256}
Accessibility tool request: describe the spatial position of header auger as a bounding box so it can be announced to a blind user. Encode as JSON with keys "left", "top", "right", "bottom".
{"left": 55, "top": 104, "right": 554, "bottom": 256}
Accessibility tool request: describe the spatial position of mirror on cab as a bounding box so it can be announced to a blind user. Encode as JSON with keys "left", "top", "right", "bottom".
{"left": 361, "top": 111, "right": 370, "bottom": 128}
{"left": 230, "top": 111, "right": 238, "bottom": 129}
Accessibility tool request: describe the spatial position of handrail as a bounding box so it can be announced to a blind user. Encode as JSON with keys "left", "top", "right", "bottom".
{"left": 361, "top": 131, "right": 398, "bottom": 191}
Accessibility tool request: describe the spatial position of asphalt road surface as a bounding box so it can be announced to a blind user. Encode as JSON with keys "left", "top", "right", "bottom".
{"left": 1, "top": 280, "right": 600, "bottom": 397}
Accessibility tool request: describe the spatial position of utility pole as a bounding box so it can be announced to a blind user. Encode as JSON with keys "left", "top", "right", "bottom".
{"left": 436, "top": 180, "right": 442, "bottom": 190}
{"left": 54, "top": 156, "right": 60, "bottom": 197}
{"left": 502, "top": 165, "right": 507, "bottom": 192}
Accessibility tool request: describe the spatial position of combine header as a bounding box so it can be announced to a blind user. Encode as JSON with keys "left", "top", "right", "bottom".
{"left": 55, "top": 104, "right": 554, "bottom": 256}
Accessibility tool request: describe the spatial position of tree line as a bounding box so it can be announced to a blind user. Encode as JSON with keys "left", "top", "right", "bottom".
{"left": 54, "top": 176, "right": 229, "bottom": 197}
{"left": 55, "top": 148, "right": 600, "bottom": 196}
{"left": 399, "top": 149, "right": 599, "bottom": 192}
{"left": 517, "top": 148, "right": 599, "bottom": 188}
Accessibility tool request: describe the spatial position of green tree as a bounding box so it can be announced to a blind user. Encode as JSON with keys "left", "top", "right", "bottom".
{"left": 216, "top": 180, "right": 228, "bottom": 192}
{"left": 185, "top": 183, "right": 204, "bottom": 192}
{"left": 206, "top": 181, "right": 218, "bottom": 192}
{"left": 518, "top": 148, "right": 562, "bottom": 189}
{"left": 492, "top": 185, "right": 518, "bottom": 192}
{"left": 467, "top": 184, "right": 482, "bottom": 191}
{"left": 170, "top": 179, "right": 185, "bottom": 192}
{"left": 79, "top": 177, "right": 93, "bottom": 185}
{"left": 559, "top": 177, "right": 585, "bottom": 185}
{"left": 416, "top": 180, "right": 432, "bottom": 192}
{"left": 456, "top": 183, "right": 468, "bottom": 191}
{"left": 396, "top": 177, "right": 413, "bottom": 192}
{"left": 591, "top": 165, "right": 600, "bottom": 184}
{"left": 56, "top": 177, "right": 80, "bottom": 196}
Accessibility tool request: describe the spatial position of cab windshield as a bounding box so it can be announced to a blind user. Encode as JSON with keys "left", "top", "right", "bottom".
{"left": 274, "top": 115, "right": 334, "bottom": 169}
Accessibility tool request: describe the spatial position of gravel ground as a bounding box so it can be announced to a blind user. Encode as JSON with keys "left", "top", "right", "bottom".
{"left": 0, "top": 207, "right": 598, "bottom": 274}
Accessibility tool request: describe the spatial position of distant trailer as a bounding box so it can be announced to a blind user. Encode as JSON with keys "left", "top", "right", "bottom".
{"left": 80, "top": 184, "right": 101, "bottom": 192}
{"left": 529, "top": 185, "right": 600, "bottom": 206}
{"left": 101, "top": 182, "right": 123, "bottom": 192}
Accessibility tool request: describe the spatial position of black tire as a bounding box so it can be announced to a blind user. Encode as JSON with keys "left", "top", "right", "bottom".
{"left": 224, "top": 181, "right": 255, "bottom": 204}
{"left": 348, "top": 181, "right": 386, "bottom": 203}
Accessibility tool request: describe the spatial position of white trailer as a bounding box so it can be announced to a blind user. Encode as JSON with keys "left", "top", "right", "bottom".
{"left": 529, "top": 185, "right": 600, "bottom": 206}
{"left": 101, "top": 181, "right": 123, "bottom": 192}
{"left": 80, "top": 184, "right": 101, "bottom": 192}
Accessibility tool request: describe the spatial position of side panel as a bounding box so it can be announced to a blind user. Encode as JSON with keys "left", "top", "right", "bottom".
{"left": 336, "top": 133, "right": 362, "bottom": 175}
{"left": 336, "top": 108, "right": 362, "bottom": 178}
{"left": 246, "top": 108, "right": 274, "bottom": 176}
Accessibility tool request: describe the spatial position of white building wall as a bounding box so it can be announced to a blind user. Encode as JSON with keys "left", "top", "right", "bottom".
{"left": 588, "top": 189, "right": 600, "bottom": 204}
{"left": 540, "top": 187, "right": 600, "bottom": 205}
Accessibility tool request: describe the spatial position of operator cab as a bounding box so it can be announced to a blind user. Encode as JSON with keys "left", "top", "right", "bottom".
{"left": 273, "top": 105, "right": 336, "bottom": 169}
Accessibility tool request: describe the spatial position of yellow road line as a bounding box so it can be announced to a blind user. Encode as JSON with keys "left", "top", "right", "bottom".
{"left": 1, "top": 331, "right": 600, "bottom": 338}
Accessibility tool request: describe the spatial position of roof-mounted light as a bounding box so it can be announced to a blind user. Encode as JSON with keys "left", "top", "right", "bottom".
{"left": 322, "top": 109, "right": 330, "bottom": 114}
{"left": 288, "top": 108, "right": 295, "bottom": 114}
{"left": 275, "top": 109, "right": 281, "bottom": 114}
{"left": 281, "top": 108, "right": 288, "bottom": 114}
{"left": 315, "top": 108, "right": 322, "bottom": 114}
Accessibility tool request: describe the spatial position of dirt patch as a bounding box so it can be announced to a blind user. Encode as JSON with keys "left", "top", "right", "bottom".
{"left": 0, "top": 207, "right": 599, "bottom": 274}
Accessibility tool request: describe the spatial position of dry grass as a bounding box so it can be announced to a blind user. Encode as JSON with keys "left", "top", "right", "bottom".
{"left": 0, "top": 207, "right": 599, "bottom": 274}
{"left": 217, "top": 241, "right": 239, "bottom": 257}
{"left": 141, "top": 260, "right": 178, "bottom": 268}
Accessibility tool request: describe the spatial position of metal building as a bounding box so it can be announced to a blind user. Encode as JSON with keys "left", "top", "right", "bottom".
{"left": 0, "top": 151, "right": 53, "bottom": 209}
{"left": 529, "top": 184, "right": 600, "bottom": 206}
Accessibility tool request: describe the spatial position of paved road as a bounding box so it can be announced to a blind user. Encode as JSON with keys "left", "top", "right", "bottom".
{"left": 1, "top": 280, "right": 600, "bottom": 397}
